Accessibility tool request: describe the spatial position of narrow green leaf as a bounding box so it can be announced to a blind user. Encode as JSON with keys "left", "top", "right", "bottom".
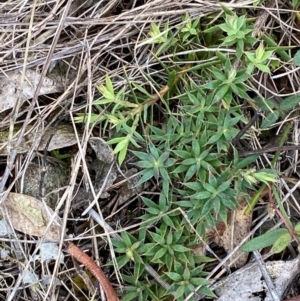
{"left": 261, "top": 110, "right": 280, "bottom": 129}
{"left": 294, "top": 222, "right": 300, "bottom": 235}
{"left": 271, "top": 232, "right": 292, "bottom": 254}
{"left": 165, "top": 272, "right": 181, "bottom": 282}
{"left": 217, "top": 180, "right": 231, "bottom": 193}
{"left": 172, "top": 165, "right": 189, "bottom": 174}
{"left": 201, "top": 200, "right": 214, "bottom": 215}
{"left": 105, "top": 74, "right": 114, "bottom": 95}
{"left": 135, "top": 161, "right": 154, "bottom": 169}
{"left": 107, "top": 137, "right": 125, "bottom": 144}
{"left": 172, "top": 150, "right": 191, "bottom": 159}
{"left": 207, "top": 132, "right": 223, "bottom": 144}
{"left": 184, "top": 182, "right": 203, "bottom": 191}
{"left": 153, "top": 247, "right": 168, "bottom": 260}
{"left": 145, "top": 207, "right": 160, "bottom": 215}
{"left": 129, "top": 137, "right": 141, "bottom": 148}
{"left": 256, "top": 63, "right": 270, "bottom": 73}
{"left": 221, "top": 5, "right": 234, "bottom": 15}
{"left": 141, "top": 197, "right": 158, "bottom": 209}
{"left": 236, "top": 155, "right": 259, "bottom": 169}
{"left": 280, "top": 94, "right": 300, "bottom": 111}
{"left": 204, "top": 25, "right": 221, "bottom": 34}
{"left": 111, "top": 239, "right": 125, "bottom": 248}
{"left": 184, "top": 164, "right": 198, "bottom": 182}
{"left": 162, "top": 215, "right": 175, "bottom": 228}
{"left": 203, "top": 80, "right": 219, "bottom": 89}
{"left": 175, "top": 285, "right": 186, "bottom": 299}
{"left": 138, "top": 169, "right": 155, "bottom": 184}
{"left": 203, "top": 182, "right": 216, "bottom": 194}
{"left": 132, "top": 83, "right": 152, "bottom": 98}
{"left": 191, "top": 278, "right": 210, "bottom": 286}
{"left": 122, "top": 292, "right": 139, "bottom": 301}
{"left": 192, "top": 190, "right": 211, "bottom": 199}
{"left": 93, "top": 98, "right": 113, "bottom": 105}
{"left": 158, "top": 151, "right": 170, "bottom": 164}
{"left": 149, "top": 232, "right": 165, "bottom": 244}
{"left": 182, "top": 158, "right": 197, "bottom": 165}
{"left": 199, "top": 286, "right": 217, "bottom": 298}
{"left": 116, "top": 255, "right": 130, "bottom": 269}
{"left": 172, "top": 245, "right": 190, "bottom": 252}
{"left": 253, "top": 97, "right": 276, "bottom": 111}
{"left": 241, "top": 228, "right": 289, "bottom": 252}
{"left": 114, "top": 138, "right": 129, "bottom": 154}
{"left": 160, "top": 167, "right": 170, "bottom": 182}
{"left": 294, "top": 49, "right": 300, "bottom": 66}
{"left": 176, "top": 201, "right": 193, "bottom": 208}
{"left": 183, "top": 267, "right": 190, "bottom": 280}
{"left": 132, "top": 151, "right": 150, "bottom": 161}
{"left": 167, "top": 70, "right": 177, "bottom": 87}
{"left": 212, "top": 68, "right": 226, "bottom": 81}
{"left": 165, "top": 253, "right": 173, "bottom": 271}
{"left": 118, "top": 143, "right": 128, "bottom": 165}
{"left": 214, "top": 85, "right": 230, "bottom": 102}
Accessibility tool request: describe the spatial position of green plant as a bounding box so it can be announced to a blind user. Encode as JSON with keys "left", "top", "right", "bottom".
{"left": 202, "top": 58, "right": 250, "bottom": 107}
{"left": 178, "top": 13, "right": 200, "bottom": 43}
{"left": 245, "top": 42, "right": 273, "bottom": 74}
{"left": 143, "top": 22, "right": 178, "bottom": 55}
{"left": 76, "top": 10, "right": 282, "bottom": 300}
{"left": 165, "top": 262, "right": 214, "bottom": 301}
{"left": 241, "top": 222, "right": 300, "bottom": 254}
{"left": 140, "top": 223, "right": 191, "bottom": 271}
{"left": 111, "top": 231, "right": 143, "bottom": 269}
{"left": 132, "top": 143, "right": 175, "bottom": 195}
{"left": 122, "top": 263, "right": 165, "bottom": 301}
{"left": 212, "top": 12, "right": 256, "bottom": 58}
{"left": 50, "top": 150, "right": 71, "bottom": 160}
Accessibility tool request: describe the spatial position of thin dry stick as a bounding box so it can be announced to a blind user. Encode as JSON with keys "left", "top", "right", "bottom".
{"left": 66, "top": 242, "right": 119, "bottom": 301}
{"left": 143, "top": 62, "right": 192, "bottom": 106}
{"left": 252, "top": 251, "right": 280, "bottom": 301}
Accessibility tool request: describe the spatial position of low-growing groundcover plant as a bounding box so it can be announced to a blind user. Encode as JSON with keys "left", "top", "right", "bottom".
{"left": 74, "top": 6, "right": 300, "bottom": 300}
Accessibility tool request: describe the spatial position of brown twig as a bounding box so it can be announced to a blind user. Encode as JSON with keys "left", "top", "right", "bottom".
{"left": 66, "top": 242, "right": 119, "bottom": 301}
{"left": 238, "top": 144, "right": 300, "bottom": 157}
{"left": 142, "top": 63, "right": 192, "bottom": 106}
{"left": 268, "top": 187, "right": 300, "bottom": 246}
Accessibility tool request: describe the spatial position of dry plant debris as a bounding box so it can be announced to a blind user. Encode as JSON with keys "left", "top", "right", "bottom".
{"left": 0, "top": 0, "right": 300, "bottom": 300}
{"left": 208, "top": 199, "right": 252, "bottom": 268}
{"left": 0, "top": 124, "right": 81, "bottom": 155}
{"left": 66, "top": 242, "right": 120, "bottom": 301}
{"left": 1, "top": 192, "right": 62, "bottom": 242}
{"left": 214, "top": 256, "right": 300, "bottom": 301}
{"left": 0, "top": 69, "right": 63, "bottom": 113}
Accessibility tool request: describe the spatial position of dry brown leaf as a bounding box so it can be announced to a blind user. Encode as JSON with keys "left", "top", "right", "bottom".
{"left": 1, "top": 192, "right": 62, "bottom": 242}
{"left": 37, "top": 124, "right": 81, "bottom": 151}
{"left": 193, "top": 199, "right": 252, "bottom": 267}
{"left": 210, "top": 199, "right": 252, "bottom": 268}
{"left": 88, "top": 137, "right": 114, "bottom": 164}
{"left": 0, "top": 69, "right": 63, "bottom": 113}
{"left": 215, "top": 256, "right": 300, "bottom": 301}
{"left": 0, "top": 124, "right": 81, "bottom": 155}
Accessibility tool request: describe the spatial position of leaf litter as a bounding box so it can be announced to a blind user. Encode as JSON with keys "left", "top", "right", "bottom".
{"left": 1, "top": 192, "right": 62, "bottom": 242}
{"left": 0, "top": 0, "right": 299, "bottom": 300}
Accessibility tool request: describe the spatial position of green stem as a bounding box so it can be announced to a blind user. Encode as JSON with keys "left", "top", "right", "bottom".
{"left": 245, "top": 121, "right": 293, "bottom": 214}
{"left": 262, "top": 33, "right": 291, "bottom": 62}
{"left": 272, "top": 186, "right": 292, "bottom": 229}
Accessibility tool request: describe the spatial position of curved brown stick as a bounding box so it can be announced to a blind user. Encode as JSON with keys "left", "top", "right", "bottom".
{"left": 143, "top": 63, "right": 192, "bottom": 106}
{"left": 66, "top": 242, "right": 119, "bottom": 301}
